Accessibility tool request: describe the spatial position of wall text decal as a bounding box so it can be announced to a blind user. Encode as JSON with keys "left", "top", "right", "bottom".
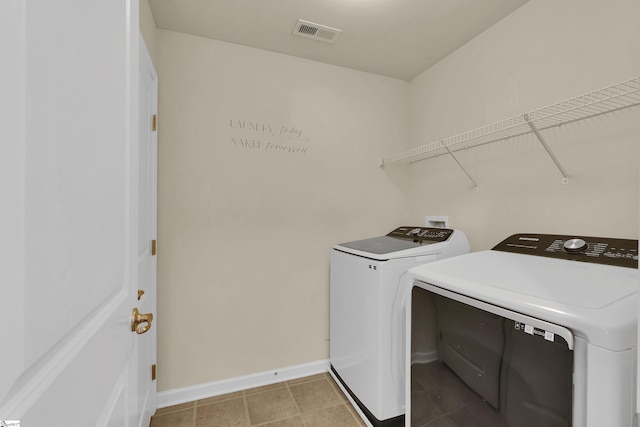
{"left": 229, "top": 119, "right": 310, "bottom": 155}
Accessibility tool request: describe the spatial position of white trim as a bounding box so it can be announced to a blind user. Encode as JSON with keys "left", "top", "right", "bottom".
{"left": 156, "top": 359, "right": 330, "bottom": 409}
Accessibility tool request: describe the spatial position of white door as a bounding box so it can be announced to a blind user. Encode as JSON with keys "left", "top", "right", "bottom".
{"left": 0, "top": 1, "right": 150, "bottom": 426}
{"left": 136, "top": 36, "right": 159, "bottom": 427}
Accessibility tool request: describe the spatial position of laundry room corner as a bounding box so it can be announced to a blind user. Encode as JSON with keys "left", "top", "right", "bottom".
{"left": 154, "top": 29, "right": 413, "bottom": 393}
{"left": 10, "top": 0, "right": 640, "bottom": 425}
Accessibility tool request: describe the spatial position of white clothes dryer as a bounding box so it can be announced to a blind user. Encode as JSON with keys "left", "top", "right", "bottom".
{"left": 406, "top": 233, "right": 639, "bottom": 427}
{"left": 329, "top": 226, "right": 469, "bottom": 427}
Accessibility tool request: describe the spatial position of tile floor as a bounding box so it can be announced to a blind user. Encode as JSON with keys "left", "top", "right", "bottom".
{"left": 150, "top": 373, "right": 367, "bottom": 427}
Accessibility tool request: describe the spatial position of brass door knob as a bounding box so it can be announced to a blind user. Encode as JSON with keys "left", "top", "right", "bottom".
{"left": 131, "top": 308, "right": 154, "bottom": 334}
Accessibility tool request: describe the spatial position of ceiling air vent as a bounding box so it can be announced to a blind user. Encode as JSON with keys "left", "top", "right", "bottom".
{"left": 292, "top": 19, "right": 342, "bottom": 44}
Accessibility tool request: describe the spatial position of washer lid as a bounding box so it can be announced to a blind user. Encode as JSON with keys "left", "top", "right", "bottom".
{"left": 337, "top": 235, "right": 427, "bottom": 255}
{"left": 334, "top": 226, "right": 454, "bottom": 259}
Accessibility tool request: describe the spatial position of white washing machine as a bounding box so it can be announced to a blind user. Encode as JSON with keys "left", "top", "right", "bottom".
{"left": 329, "top": 226, "right": 469, "bottom": 427}
{"left": 406, "top": 233, "right": 639, "bottom": 427}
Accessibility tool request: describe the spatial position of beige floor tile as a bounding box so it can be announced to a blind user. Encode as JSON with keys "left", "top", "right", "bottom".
{"left": 254, "top": 415, "right": 305, "bottom": 427}
{"left": 289, "top": 378, "right": 342, "bottom": 412}
{"left": 150, "top": 408, "right": 194, "bottom": 427}
{"left": 151, "top": 372, "right": 377, "bottom": 427}
{"left": 244, "top": 382, "right": 287, "bottom": 396}
{"left": 286, "top": 373, "right": 328, "bottom": 386}
{"left": 344, "top": 403, "right": 368, "bottom": 427}
{"left": 196, "top": 397, "right": 249, "bottom": 427}
{"left": 245, "top": 388, "right": 298, "bottom": 425}
{"left": 154, "top": 401, "right": 195, "bottom": 416}
{"left": 301, "top": 404, "right": 362, "bottom": 427}
{"left": 326, "top": 377, "right": 349, "bottom": 402}
{"left": 197, "top": 390, "right": 244, "bottom": 406}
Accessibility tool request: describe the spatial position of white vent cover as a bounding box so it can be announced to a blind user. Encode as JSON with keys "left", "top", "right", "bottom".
{"left": 292, "top": 19, "right": 342, "bottom": 44}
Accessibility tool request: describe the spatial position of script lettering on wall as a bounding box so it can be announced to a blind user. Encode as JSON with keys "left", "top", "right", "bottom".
{"left": 229, "top": 119, "right": 311, "bottom": 155}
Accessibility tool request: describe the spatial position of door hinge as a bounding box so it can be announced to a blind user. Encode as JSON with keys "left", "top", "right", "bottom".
{"left": 152, "top": 364, "right": 157, "bottom": 381}
{"left": 152, "top": 114, "right": 157, "bottom": 131}
{"left": 151, "top": 239, "right": 157, "bottom": 256}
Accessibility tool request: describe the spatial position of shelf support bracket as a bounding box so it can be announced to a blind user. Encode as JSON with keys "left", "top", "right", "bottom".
{"left": 443, "top": 143, "right": 479, "bottom": 191}
{"left": 523, "top": 114, "right": 569, "bottom": 184}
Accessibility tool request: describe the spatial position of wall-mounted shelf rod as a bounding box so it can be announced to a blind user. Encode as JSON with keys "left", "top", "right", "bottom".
{"left": 443, "top": 143, "right": 479, "bottom": 190}
{"left": 380, "top": 76, "right": 640, "bottom": 187}
{"left": 524, "top": 114, "right": 569, "bottom": 184}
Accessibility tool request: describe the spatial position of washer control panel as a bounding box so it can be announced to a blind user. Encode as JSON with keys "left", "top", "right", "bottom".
{"left": 493, "top": 233, "right": 638, "bottom": 268}
{"left": 387, "top": 226, "right": 454, "bottom": 244}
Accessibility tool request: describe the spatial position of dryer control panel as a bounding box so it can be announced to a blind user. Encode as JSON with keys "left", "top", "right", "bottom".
{"left": 493, "top": 233, "right": 638, "bottom": 269}
{"left": 387, "top": 226, "right": 454, "bottom": 244}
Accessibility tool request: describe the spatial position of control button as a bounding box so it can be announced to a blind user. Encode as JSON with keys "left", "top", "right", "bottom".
{"left": 409, "top": 228, "right": 422, "bottom": 236}
{"left": 563, "top": 238, "right": 588, "bottom": 253}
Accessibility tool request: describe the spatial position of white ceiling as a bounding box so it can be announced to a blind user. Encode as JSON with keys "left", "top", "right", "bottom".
{"left": 148, "top": 0, "right": 529, "bottom": 81}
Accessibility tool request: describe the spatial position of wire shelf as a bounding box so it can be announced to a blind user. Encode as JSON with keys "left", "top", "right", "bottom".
{"left": 381, "top": 76, "right": 640, "bottom": 168}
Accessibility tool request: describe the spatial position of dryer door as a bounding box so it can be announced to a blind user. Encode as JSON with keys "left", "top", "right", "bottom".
{"left": 500, "top": 318, "right": 573, "bottom": 427}
{"left": 410, "top": 284, "right": 574, "bottom": 427}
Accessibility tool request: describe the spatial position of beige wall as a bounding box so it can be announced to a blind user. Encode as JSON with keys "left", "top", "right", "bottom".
{"left": 154, "top": 0, "right": 640, "bottom": 394}
{"left": 156, "top": 29, "right": 411, "bottom": 391}
{"left": 139, "top": 0, "right": 157, "bottom": 66}
{"left": 407, "top": 0, "right": 640, "bottom": 250}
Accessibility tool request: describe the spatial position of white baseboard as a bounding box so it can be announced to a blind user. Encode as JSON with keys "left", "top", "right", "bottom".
{"left": 156, "top": 359, "right": 330, "bottom": 409}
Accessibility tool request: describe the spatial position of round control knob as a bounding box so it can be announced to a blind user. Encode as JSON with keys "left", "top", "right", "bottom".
{"left": 409, "top": 228, "right": 422, "bottom": 236}
{"left": 563, "top": 238, "right": 588, "bottom": 253}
